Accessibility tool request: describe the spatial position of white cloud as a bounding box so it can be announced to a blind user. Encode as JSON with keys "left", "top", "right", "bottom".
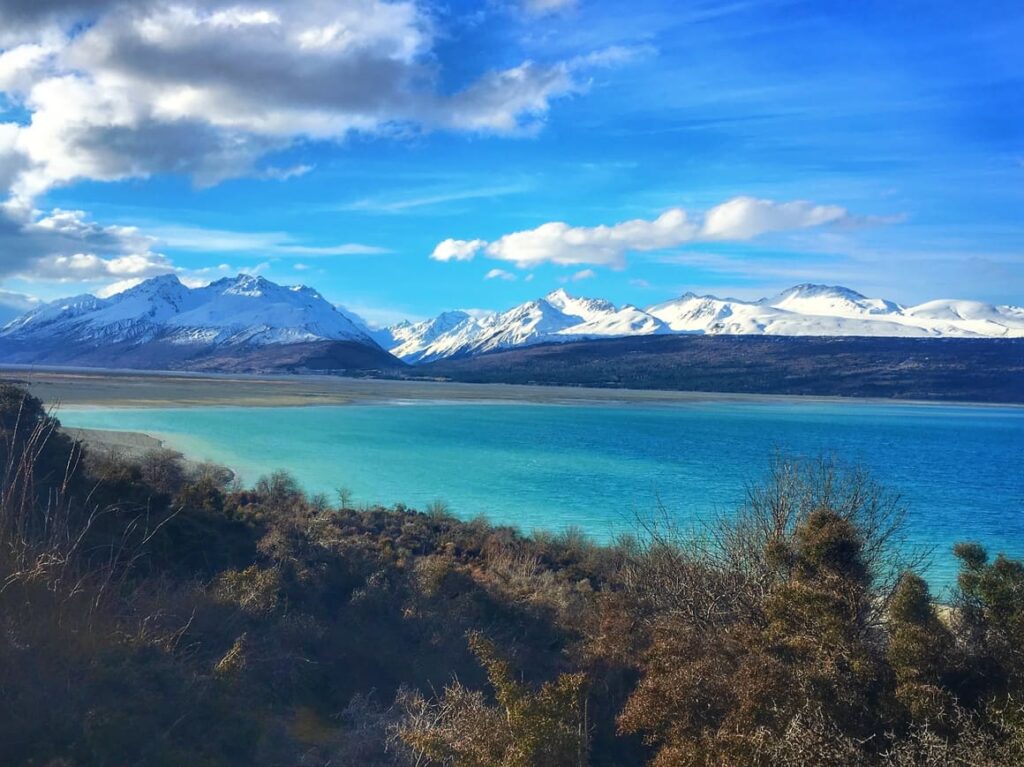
{"left": 0, "top": 0, "right": 623, "bottom": 204}
{"left": 431, "top": 238, "right": 487, "bottom": 262}
{"left": 570, "top": 268, "right": 596, "bottom": 281}
{"left": 700, "top": 196, "right": 850, "bottom": 240}
{"left": 0, "top": 287, "right": 40, "bottom": 324}
{"left": 0, "top": 123, "right": 29, "bottom": 196}
{"left": 149, "top": 224, "right": 387, "bottom": 256}
{"left": 436, "top": 196, "right": 871, "bottom": 270}
{"left": 0, "top": 205, "right": 174, "bottom": 282}
{"left": 260, "top": 164, "right": 314, "bottom": 181}
{"left": 484, "top": 268, "right": 517, "bottom": 281}
{"left": 485, "top": 208, "right": 696, "bottom": 268}
{"left": 0, "top": 2, "right": 640, "bottom": 291}
{"left": 438, "top": 60, "right": 576, "bottom": 134}
{"left": 95, "top": 277, "right": 145, "bottom": 298}
{"left": 522, "top": 0, "right": 578, "bottom": 15}
{"left": 0, "top": 42, "right": 55, "bottom": 91}
{"left": 30, "top": 253, "right": 175, "bottom": 281}
{"left": 343, "top": 184, "right": 526, "bottom": 213}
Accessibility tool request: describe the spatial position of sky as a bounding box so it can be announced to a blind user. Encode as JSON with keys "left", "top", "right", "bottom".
{"left": 0, "top": 0, "right": 1021, "bottom": 326}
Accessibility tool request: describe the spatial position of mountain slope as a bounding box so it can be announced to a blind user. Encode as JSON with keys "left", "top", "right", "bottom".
{"left": 0, "top": 274, "right": 403, "bottom": 372}
{"left": 417, "top": 335, "right": 1024, "bottom": 403}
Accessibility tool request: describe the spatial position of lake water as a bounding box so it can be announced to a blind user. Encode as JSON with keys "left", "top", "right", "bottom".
{"left": 58, "top": 399, "right": 1024, "bottom": 591}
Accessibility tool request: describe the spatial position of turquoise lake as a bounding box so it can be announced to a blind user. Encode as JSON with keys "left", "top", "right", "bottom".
{"left": 58, "top": 399, "right": 1024, "bottom": 591}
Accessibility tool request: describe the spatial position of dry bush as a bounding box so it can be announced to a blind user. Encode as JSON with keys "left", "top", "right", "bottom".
{"left": 214, "top": 565, "right": 283, "bottom": 616}
{"left": 398, "top": 633, "right": 589, "bottom": 767}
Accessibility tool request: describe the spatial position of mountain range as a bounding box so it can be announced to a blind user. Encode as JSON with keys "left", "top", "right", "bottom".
{"left": 0, "top": 274, "right": 400, "bottom": 371}
{"left": 382, "top": 284, "right": 1024, "bottom": 362}
{"left": 0, "top": 274, "right": 1021, "bottom": 372}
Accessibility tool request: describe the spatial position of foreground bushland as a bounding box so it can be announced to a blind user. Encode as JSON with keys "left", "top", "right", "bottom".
{"left": 0, "top": 384, "right": 1021, "bottom": 766}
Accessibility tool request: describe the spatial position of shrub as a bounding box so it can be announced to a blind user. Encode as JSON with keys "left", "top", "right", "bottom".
{"left": 399, "top": 633, "right": 589, "bottom": 767}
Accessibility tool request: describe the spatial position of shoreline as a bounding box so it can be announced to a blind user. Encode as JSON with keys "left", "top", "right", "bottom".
{"left": 66, "top": 426, "right": 236, "bottom": 484}
{"left": 2, "top": 365, "right": 1021, "bottom": 410}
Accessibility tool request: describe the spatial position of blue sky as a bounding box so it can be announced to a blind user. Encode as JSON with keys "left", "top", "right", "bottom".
{"left": 0, "top": 0, "right": 1021, "bottom": 324}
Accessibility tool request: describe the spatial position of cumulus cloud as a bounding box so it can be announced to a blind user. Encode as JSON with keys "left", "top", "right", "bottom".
{"left": 0, "top": 124, "right": 29, "bottom": 195}
{"left": 0, "top": 205, "right": 172, "bottom": 282}
{"left": 0, "top": 1, "right": 638, "bottom": 292}
{"left": 485, "top": 208, "right": 696, "bottom": 268}
{"left": 700, "top": 196, "right": 850, "bottom": 240}
{"left": 0, "top": 0, "right": 616, "bottom": 204}
{"left": 0, "top": 287, "right": 40, "bottom": 324}
{"left": 435, "top": 196, "right": 870, "bottom": 270}
{"left": 484, "top": 268, "right": 517, "bottom": 281}
{"left": 29, "top": 253, "right": 175, "bottom": 281}
{"left": 431, "top": 238, "right": 487, "bottom": 262}
{"left": 569, "top": 268, "right": 595, "bottom": 281}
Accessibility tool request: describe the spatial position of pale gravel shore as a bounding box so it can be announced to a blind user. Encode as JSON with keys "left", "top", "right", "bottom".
{"left": 64, "top": 426, "right": 236, "bottom": 482}
{"left": 64, "top": 427, "right": 165, "bottom": 452}
{"left": 0, "top": 365, "right": 821, "bottom": 408}
{"left": 3, "top": 365, "right": 1009, "bottom": 410}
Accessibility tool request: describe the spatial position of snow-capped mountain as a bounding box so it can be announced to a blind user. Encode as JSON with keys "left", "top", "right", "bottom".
{"left": 768, "top": 284, "right": 903, "bottom": 318}
{"left": 380, "top": 288, "right": 671, "bottom": 363}
{"left": 381, "top": 284, "right": 1024, "bottom": 362}
{"left": 3, "top": 274, "right": 375, "bottom": 348}
{"left": 0, "top": 274, "right": 400, "bottom": 371}
{"left": 3, "top": 278, "right": 1020, "bottom": 372}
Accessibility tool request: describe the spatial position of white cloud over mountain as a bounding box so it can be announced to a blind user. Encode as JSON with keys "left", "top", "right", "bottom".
{"left": 484, "top": 268, "right": 517, "bottom": 281}
{"left": 432, "top": 238, "right": 487, "bottom": 263}
{"left": 699, "top": 197, "right": 850, "bottom": 240}
{"left": 0, "top": 205, "right": 172, "bottom": 281}
{"left": 0, "top": 0, "right": 595, "bottom": 206}
{"left": 435, "top": 196, "right": 866, "bottom": 270}
{"left": 0, "top": 0, "right": 625, "bottom": 286}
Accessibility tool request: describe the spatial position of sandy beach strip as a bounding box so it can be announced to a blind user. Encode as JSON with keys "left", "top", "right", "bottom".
{"left": 0, "top": 365, "right": 802, "bottom": 408}
{"left": 3, "top": 364, "right": 1017, "bottom": 411}
{"left": 64, "top": 426, "right": 235, "bottom": 482}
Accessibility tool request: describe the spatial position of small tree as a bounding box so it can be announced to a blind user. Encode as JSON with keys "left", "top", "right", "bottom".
{"left": 886, "top": 572, "right": 955, "bottom": 723}
{"left": 954, "top": 543, "right": 1024, "bottom": 695}
{"left": 619, "top": 459, "right": 907, "bottom": 765}
{"left": 399, "top": 633, "right": 589, "bottom": 767}
{"left": 336, "top": 486, "right": 354, "bottom": 510}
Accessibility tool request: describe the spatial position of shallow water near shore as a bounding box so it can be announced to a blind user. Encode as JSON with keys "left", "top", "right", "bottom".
{"left": 58, "top": 399, "right": 1024, "bottom": 592}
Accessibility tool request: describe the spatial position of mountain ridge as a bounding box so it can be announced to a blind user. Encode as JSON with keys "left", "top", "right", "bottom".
{"left": 0, "top": 274, "right": 403, "bottom": 372}
{"left": 380, "top": 282, "right": 1024, "bottom": 362}
{"left": 3, "top": 275, "right": 1022, "bottom": 371}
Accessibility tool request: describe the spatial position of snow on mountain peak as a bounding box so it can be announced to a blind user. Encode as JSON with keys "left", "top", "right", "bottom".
{"left": 217, "top": 273, "right": 275, "bottom": 297}
{"left": 0, "top": 273, "right": 376, "bottom": 350}
{"left": 543, "top": 288, "right": 617, "bottom": 320}
{"left": 774, "top": 283, "right": 865, "bottom": 300}
{"left": 4, "top": 278, "right": 1021, "bottom": 368}
{"left": 387, "top": 283, "right": 1023, "bottom": 362}
{"left": 768, "top": 283, "right": 902, "bottom": 318}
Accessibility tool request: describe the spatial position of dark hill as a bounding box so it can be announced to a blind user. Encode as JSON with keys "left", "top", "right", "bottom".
{"left": 416, "top": 334, "right": 1024, "bottom": 403}
{"left": 0, "top": 337, "right": 407, "bottom": 375}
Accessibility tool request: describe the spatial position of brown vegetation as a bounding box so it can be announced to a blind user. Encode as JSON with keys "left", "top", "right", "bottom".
{"left": 0, "top": 383, "right": 1020, "bottom": 766}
